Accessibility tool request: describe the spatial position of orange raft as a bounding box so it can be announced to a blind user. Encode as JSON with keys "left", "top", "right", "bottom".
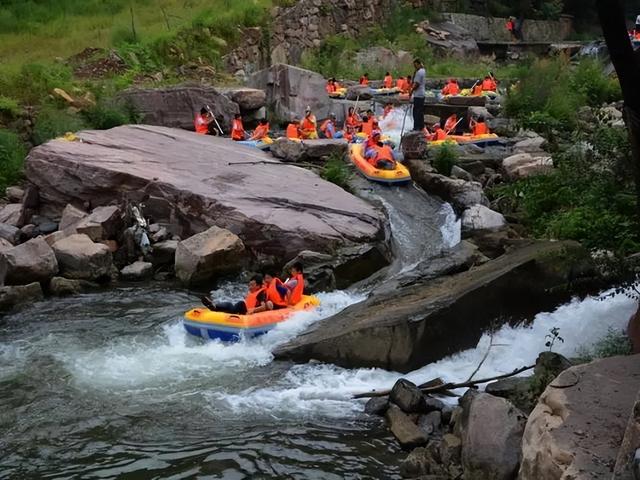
{"left": 349, "top": 143, "right": 411, "bottom": 185}
{"left": 183, "top": 295, "right": 320, "bottom": 341}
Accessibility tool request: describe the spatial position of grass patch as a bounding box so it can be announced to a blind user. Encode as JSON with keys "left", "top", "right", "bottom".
{"left": 33, "top": 107, "right": 88, "bottom": 146}
{"left": 321, "top": 154, "right": 351, "bottom": 190}
{"left": 431, "top": 142, "right": 458, "bottom": 176}
{"left": 0, "top": 129, "right": 26, "bottom": 192}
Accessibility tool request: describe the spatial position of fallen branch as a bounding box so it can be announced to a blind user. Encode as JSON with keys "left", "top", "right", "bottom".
{"left": 465, "top": 334, "right": 494, "bottom": 383}
{"left": 228, "top": 160, "right": 319, "bottom": 168}
{"left": 352, "top": 365, "right": 534, "bottom": 399}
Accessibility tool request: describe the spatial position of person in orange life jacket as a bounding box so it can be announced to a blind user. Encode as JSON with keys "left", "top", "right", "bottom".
{"left": 231, "top": 114, "right": 246, "bottom": 141}
{"left": 506, "top": 16, "right": 517, "bottom": 41}
{"left": 263, "top": 272, "right": 289, "bottom": 310}
{"left": 360, "top": 115, "right": 377, "bottom": 136}
{"left": 250, "top": 118, "right": 270, "bottom": 141}
{"left": 427, "top": 122, "right": 447, "bottom": 142}
{"left": 441, "top": 78, "right": 460, "bottom": 96}
{"left": 444, "top": 114, "right": 458, "bottom": 133}
{"left": 283, "top": 262, "right": 305, "bottom": 305}
{"left": 469, "top": 115, "right": 489, "bottom": 136}
{"left": 396, "top": 76, "right": 406, "bottom": 92}
{"left": 359, "top": 73, "right": 369, "bottom": 86}
{"left": 471, "top": 82, "right": 483, "bottom": 96}
{"left": 482, "top": 75, "right": 497, "bottom": 92}
{"left": 345, "top": 106, "right": 362, "bottom": 132}
{"left": 194, "top": 107, "right": 214, "bottom": 135}
{"left": 201, "top": 275, "right": 267, "bottom": 314}
{"left": 365, "top": 132, "right": 396, "bottom": 171}
{"left": 383, "top": 102, "right": 394, "bottom": 119}
{"left": 383, "top": 72, "right": 393, "bottom": 89}
{"left": 299, "top": 107, "right": 318, "bottom": 139}
{"left": 320, "top": 113, "right": 343, "bottom": 139}
{"left": 286, "top": 117, "right": 301, "bottom": 139}
{"left": 326, "top": 78, "right": 337, "bottom": 94}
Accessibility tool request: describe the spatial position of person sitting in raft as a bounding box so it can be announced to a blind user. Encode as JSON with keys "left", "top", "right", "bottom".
{"left": 425, "top": 122, "right": 447, "bottom": 142}
{"left": 444, "top": 113, "right": 458, "bottom": 134}
{"left": 469, "top": 115, "right": 490, "bottom": 136}
{"left": 383, "top": 72, "right": 393, "bottom": 89}
{"left": 359, "top": 73, "right": 370, "bottom": 86}
{"left": 382, "top": 103, "right": 394, "bottom": 119}
{"left": 396, "top": 76, "right": 406, "bottom": 92}
{"left": 325, "top": 78, "right": 337, "bottom": 94}
{"left": 482, "top": 75, "right": 498, "bottom": 92}
{"left": 250, "top": 118, "right": 270, "bottom": 141}
{"left": 299, "top": 107, "right": 318, "bottom": 139}
{"left": 320, "top": 113, "right": 342, "bottom": 139}
{"left": 360, "top": 114, "right": 377, "bottom": 137}
{"left": 194, "top": 107, "right": 214, "bottom": 135}
{"left": 231, "top": 113, "right": 246, "bottom": 141}
{"left": 365, "top": 132, "right": 396, "bottom": 170}
{"left": 283, "top": 262, "right": 304, "bottom": 305}
{"left": 441, "top": 78, "right": 460, "bottom": 96}
{"left": 286, "top": 117, "right": 301, "bottom": 139}
{"left": 201, "top": 275, "right": 267, "bottom": 314}
{"left": 263, "top": 272, "right": 289, "bottom": 310}
{"left": 471, "top": 81, "right": 484, "bottom": 96}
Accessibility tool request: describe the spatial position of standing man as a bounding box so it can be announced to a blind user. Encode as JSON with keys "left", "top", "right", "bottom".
{"left": 411, "top": 58, "right": 426, "bottom": 131}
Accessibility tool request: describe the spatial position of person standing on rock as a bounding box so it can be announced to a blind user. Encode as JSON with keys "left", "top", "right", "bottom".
{"left": 231, "top": 114, "right": 246, "bottom": 141}
{"left": 411, "top": 59, "right": 426, "bottom": 131}
{"left": 201, "top": 275, "right": 267, "bottom": 314}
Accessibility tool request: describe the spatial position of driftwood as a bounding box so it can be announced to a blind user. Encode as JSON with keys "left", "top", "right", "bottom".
{"left": 352, "top": 365, "right": 535, "bottom": 400}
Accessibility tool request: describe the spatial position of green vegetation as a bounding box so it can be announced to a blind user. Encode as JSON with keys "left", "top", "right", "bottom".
{"left": 575, "top": 328, "right": 634, "bottom": 362}
{"left": 431, "top": 142, "right": 459, "bottom": 176}
{"left": 0, "top": 130, "right": 26, "bottom": 192}
{"left": 321, "top": 154, "right": 351, "bottom": 190}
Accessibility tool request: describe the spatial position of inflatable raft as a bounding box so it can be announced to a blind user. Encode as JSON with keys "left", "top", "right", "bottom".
{"left": 328, "top": 88, "right": 347, "bottom": 99}
{"left": 183, "top": 295, "right": 320, "bottom": 342}
{"left": 349, "top": 143, "right": 411, "bottom": 185}
{"left": 430, "top": 133, "right": 502, "bottom": 147}
{"left": 238, "top": 137, "right": 274, "bottom": 151}
{"left": 370, "top": 87, "right": 400, "bottom": 96}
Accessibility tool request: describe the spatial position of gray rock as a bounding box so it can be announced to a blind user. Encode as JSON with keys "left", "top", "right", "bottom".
{"left": 485, "top": 376, "right": 534, "bottom": 414}
{"left": 346, "top": 84, "right": 373, "bottom": 101}
{"left": 461, "top": 393, "right": 526, "bottom": 480}
{"left": 451, "top": 165, "right": 474, "bottom": 181}
{"left": 59, "top": 204, "right": 87, "bottom": 231}
{"left": 0, "top": 203, "right": 23, "bottom": 227}
{"left": 175, "top": 226, "right": 245, "bottom": 286}
{"left": 150, "top": 239, "right": 178, "bottom": 266}
{"left": 462, "top": 205, "right": 507, "bottom": 232}
{"left": 150, "top": 226, "right": 169, "bottom": 243}
{"left": 49, "top": 276, "right": 100, "bottom": 296}
{"left": 417, "top": 411, "right": 443, "bottom": 437}
{"left": 513, "top": 135, "right": 547, "bottom": 153}
{"left": 52, "top": 234, "right": 112, "bottom": 281}
{"left": 416, "top": 19, "right": 479, "bottom": 57}
{"left": 0, "top": 223, "right": 19, "bottom": 244}
{"left": 354, "top": 46, "right": 413, "bottom": 72}
{"left": 221, "top": 87, "right": 267, "bottom": 111}
{"left": 270, "top": 138, "right": 348, "bottom": 163}
{"left": 5, "top": 186, "right": 24, "bottom": 203}
{"left": 2, "top": 237, "right": 58, "bottom": 285}
{"left": 400, "top": 445, "right": 447, "bottom": 478}
{"left": 364, "top": 397, "right": 389, "bottom": 416}
{"left": 34, "top": 221, "right": 58, "bottom": 236}
{"left": 116, "top": 84, "right": 239, "bottom": 132}
{"left": 440, "top": 433, "right": 462, "bottom": 466}
{"left": 120, "top": 261, "right": 154, "bottom": 281}
{"left": 424, "top": 396, "right": 446, "bottom": 413}
{"left": 19, "top": 224, "right": 36, "bottom": 239}
{"left": 502, "top": 153, "right": 553, "bottom": 179}
{"left": 534, "top": 351, "right": 572, "bottom": 379}
{"left": 401, "top": 132, "right": 428, "bottom": 160}
{"left": 75, "top": 205, "right": 121, "bottom": 241}
{"left": 0, "top": 282, "right": 43, "bottom": 311}
{"left": 385, "top": 404, "right": 429, "bottom": 450}
{"left": 390, "top": 379, "right": 426, "bottom": 413}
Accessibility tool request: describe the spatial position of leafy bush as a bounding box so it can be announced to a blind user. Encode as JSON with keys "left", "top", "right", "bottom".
{"left": 431, "top": 142, "right": 458, "bottom": 176}
{"left": 0, "top": 96, "right": 20, "bottom": 118}
{"left": 321, "top": 154, "right": 351, "bottom": 190}
{"left": 0, "top": 129, "right": 26, "bottom": 191}
{"left": 33, "top": 107, "right": 87, "bottom": 145}
{"left": 81, "top": 103, "right": 138, "bottom": 130}
{"left": 570, "top": 59, "right": 622, "bottom": 107}
{"left": 575, "top": 328, "right": 633, "bottom": 362}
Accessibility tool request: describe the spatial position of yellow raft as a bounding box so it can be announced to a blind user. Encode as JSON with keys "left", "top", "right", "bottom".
{"left": 183, "top": 295, "right": 320, "bottom": 341}
{"left": 430, "top": 133, "right": 501, "bottom": 147}
{"left": 349, "top": 143, "right": 411, "bottom": 185}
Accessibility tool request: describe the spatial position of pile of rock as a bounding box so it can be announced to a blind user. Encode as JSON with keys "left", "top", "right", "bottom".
{"left": 366, "top": 352, "right": 574, "bottom": 480}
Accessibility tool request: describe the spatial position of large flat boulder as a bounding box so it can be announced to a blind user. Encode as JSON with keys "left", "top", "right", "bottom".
{"left": 115, "top": 85, "right": 240, "bottom": 132}
{"left": 520, "top": 355, "right": 640, "bottom": 480}
{"left": 2, "top": 237, "right": 58, "bottom": 285}
{"left": 248, "top": 64, "right": 330, "bottom": 122}
{"left": 270, "top": 138, "right": 348, "bottom": 163}
{"left": 219, "top": 87, "right": 267, "bottom": 112}
{"left": 26, "top": 125, "right": 384, "bottom": 264}
{"left": 275, "top": 241, "right": 593, "bottom": 372}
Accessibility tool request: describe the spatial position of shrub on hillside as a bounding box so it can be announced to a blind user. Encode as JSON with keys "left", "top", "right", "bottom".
{"left": 0, "top": 129, "right": 26, "bottom": 191}
{"left": 431, "top": 142, "right": 458, "bottom": 176}
{"left": 33, "top": 107, "right": 87, "bottom": 145}
{"left": 81, "top": 102, "right": 140, "bottom": 130}
{"left": 321, "top": 154, "right": 351, "bottom": 190}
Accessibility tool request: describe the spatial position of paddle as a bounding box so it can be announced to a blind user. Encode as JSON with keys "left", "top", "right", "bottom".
{"left": 445, "top": 117, "right": 465, "bottom": 135}
{"left": 206, "top": 104, "right": 224, "bottom": 135}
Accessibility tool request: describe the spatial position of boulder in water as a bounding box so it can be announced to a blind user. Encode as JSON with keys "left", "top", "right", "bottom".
{"left": 175, "top": 226, "right": 245, "bottom": 286}
{"left": 390, "top": 379, "right": 426, "bottom": 413}
{"left": 49, "top": 276, "right": 100, "bottom": 296}
{"left": 116, "top": 85, "right": 240, "bottom": 132}
{"left": 150, "top": 240, "right": 178, "bottom": 267}
{"left": 25, "top": 126, "right": 385, "bottom": 265}
{"left": 385, "top": 404, "right": 429, "bottom": 450}
{"left": 121, "top": 261, "right": 154, "bottom": 281}
{"left": 0, "top": 282, "right": 43, "bottom": 311}
{"left": 461, "top": 393, "right": 526, "bottom": 480}
{"left": 52, "top": 234, "right": 112, "bottom": 281}
{"left": 2, "top": 237, "right": 58, "bottom": 285}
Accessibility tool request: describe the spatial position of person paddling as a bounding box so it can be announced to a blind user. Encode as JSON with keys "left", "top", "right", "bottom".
{"left": 250, "top": 118, "right": 270, "bottom": 141}
{"left": 201, "top": 275, "right": 267, "bottom": 314}
{"left": 470, "top": 115, "right": 489, "bottom": 136}
{"left": 194, "top": 107, "right": 214, "bottom": 135}
{"left": 263, "top": 273, "right": 289, "bottom": 310}
{"left": 359, "top": 73, "right": 370, "bottom": 86}
{"left": 365, "top": 131, "right": 396, "bottom": 170}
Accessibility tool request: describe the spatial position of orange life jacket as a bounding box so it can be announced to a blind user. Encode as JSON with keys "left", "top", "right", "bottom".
{"left": 506, "top": 20, "right": 514, "bottom": 32}
{"left": 194, "top": 114, "right": 209, "bottom": 135}
{"left": 396, "top": 78, "right": 406, "bottom": 91}
{"left": 286, "top": 123, "right": 300, "bottom": 139}
{"left": 444, "top": 116, "right": 457, "bottom": 132}
{"left": 300, "top": 116, "right": 317, "bottom": 136}
{"left": 359, "top": 76, "right": 369, "bottom": 86}
{"left": 472, "top": 84, "right": 483, "bottom": 96}
{"left": 482, "top": 79, "right": 497, "bottom": 92}
{"left": 320, "top": 119, "right": 334, "bottom": 138}
{"left": 472, "top": 122, "right": 489, "bottom": 136}
{"left": 231, "top": 119, "right": 245, "bottom": 140}
{"left": 287, "top": 273, "right": 304, "bottom": 305}
{"left": 374, "top": 145, "right": 394, "bottom": 162}
{"left": 266, "top": 279, "right": 288, "bottom": 307}
{"left": 434, "top": 128, "right": 447, "bottom": 141}
{"left": 244, "top": 287, "right": 266, "bottom": 309}
{"left": 251, "top": 123, "right": 269, "bottom": 140}
{"left": 326, "top": 82, "right": 337, "bottom": 94}
{"left": 361, "top": 119, "right": 374, "bottom": 136}
{"left": 383, "top": 75, "right": 393, "bottom": 89}
{"left": 345, "top": 114, "right": 360, "bottom": 131}
{"left": 443, "top": 82, "right": 460, "bottom": 96}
